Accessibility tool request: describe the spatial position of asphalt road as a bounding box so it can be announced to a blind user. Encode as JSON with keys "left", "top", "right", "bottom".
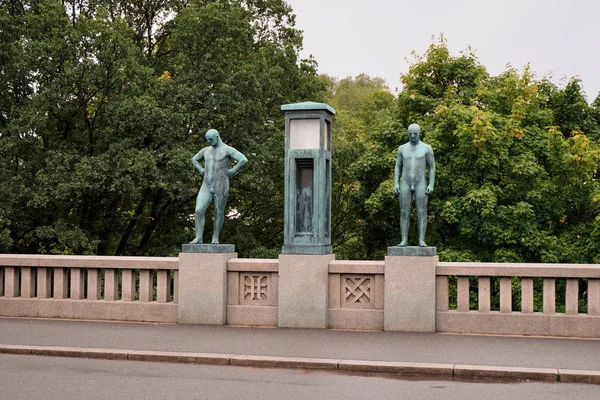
{"left": 1, "top": 354, "right": 598, "bottom": 400}
{"left": 1, "top": 318, "right": 599, "bottom": 370}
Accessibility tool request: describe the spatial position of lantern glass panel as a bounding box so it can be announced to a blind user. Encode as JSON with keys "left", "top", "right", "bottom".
{"left": 290, "top": 119, "right": 320, "bottom": 149}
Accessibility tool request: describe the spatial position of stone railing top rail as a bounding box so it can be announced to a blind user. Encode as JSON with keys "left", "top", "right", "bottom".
{"left": 2, "top": 255, "right": 598, "bottom": 277}
{"left": 226, "top": 259, "right": 387, "bottom": 274}
{"left": 328, "top": 260, "right": 384, "bottom": 274}
{"left": 228, "top": 258, "right": 278, "bottom": 272}
{"left": 437, "top": 262, "right": 600, "bottom": 278}
{"left": 0, "top": 254, "right": 178, "bottom": 270}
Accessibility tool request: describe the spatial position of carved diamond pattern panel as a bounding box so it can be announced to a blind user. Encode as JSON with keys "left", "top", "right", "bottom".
{"left": 240, "top": 273, "right": 270, "bottom": 306}
{"left": 342, "top": 274, "right": 374, "bottom": 309}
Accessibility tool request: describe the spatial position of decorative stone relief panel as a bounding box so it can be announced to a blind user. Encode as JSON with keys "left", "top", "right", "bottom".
{"left": 342, "top": 274, "right": 375, "bottom": 309}
{"left": 239, "top": 273, "right": 271, "bottom": 306}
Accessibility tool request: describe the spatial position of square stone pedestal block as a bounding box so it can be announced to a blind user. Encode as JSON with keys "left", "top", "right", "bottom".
{"left": 384, "top": 255, "right": 438, "bottom": 332}
{"left": 278, "top": 253, "right": 335, "bottom": 329}
{"left": 178, "top": 252, "right": 236, "bottom": 325}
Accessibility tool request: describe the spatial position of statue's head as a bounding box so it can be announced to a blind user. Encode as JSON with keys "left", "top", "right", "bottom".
{"left": 205, "top": 129, "right": 220, "bottom": 147}
{"left": 407, "top": 124, "right": 421, "bottom": 144}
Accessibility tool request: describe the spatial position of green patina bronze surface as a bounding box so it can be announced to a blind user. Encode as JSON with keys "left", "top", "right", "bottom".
{"left": 280, "top": 101, "right": 336, "bottom": 115}
{"left": 393, "top": 123, "right": 436, "bottom": 247}
{"left": 387, "top": 246, "right": 436, "bottom": 256}
{"left": 182, "top": 243, "right": 235, "bottom": 253}
{"left": 190, "top": 129, "right": 247, "bottom": 245}
{"left": 281, "top": 102, "right": 335, "bottom": 255}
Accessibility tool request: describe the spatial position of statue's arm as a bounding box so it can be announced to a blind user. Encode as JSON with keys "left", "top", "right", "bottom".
{"left": 394, "top": 147, "right": 403, "bottom": 194}
{"left": 227, "top": 147, "right": 248, "bottom": 177}
{"left": 426, "top": 146, "right": 435, "bottom": 194}
{"left": 192, "top": 149, "right": 205, "bottom": 176}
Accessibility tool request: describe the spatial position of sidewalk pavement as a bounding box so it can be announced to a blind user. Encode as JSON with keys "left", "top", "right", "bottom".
{"left": 1, "top": 317, "right": 599, "bottom": 383}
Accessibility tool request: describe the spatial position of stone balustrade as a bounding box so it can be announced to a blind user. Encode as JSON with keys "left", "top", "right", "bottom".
{"left": 1, "top": 254, "right": 599, "bottom": 338}
{"left": 0, "top": 255, "right": 178, "bottom": 323}
{"left": 328, "top": 260, "right": 384, "bottom": 330}
{"left": 436, "top": 262, "right": 600, "bottom": 338}
{"left": 227, "top": 258, "right": 279, "bottom": 326}
{"left": 224, "top": 259, "right": 386, "bottom": 329}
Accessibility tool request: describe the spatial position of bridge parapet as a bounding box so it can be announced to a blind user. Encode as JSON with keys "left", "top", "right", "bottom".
{"left": 436, "top": 262, "right": 600, "bottom": 338}
{"left": 0, "top": 255, "right": 178, "bottom": 322}
{"left": 328, "top": 260, "right": 384, "bottom": 330}
{"left": 227, "top": 258, "right": 279, "bottom": 326}
{"left": 1, "top": 254, "right": 599, "bottom": 338}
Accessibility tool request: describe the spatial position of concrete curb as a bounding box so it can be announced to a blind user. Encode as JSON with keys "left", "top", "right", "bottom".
{"left": 231, "top": 355, "right": 340, "bottom": 370}
{"left": 454, "top": 364, "right": 558, "bottom": 382}
{"left": 1, "top": 344, "right": 599, "bottom": 384}
{"left": 339, "top": 360, "right": 454, "bottom": 377}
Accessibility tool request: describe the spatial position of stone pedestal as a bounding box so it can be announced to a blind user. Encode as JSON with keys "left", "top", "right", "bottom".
{"left": 278, "top": 253, "right": 334, "bottom": 329}
{"left": 182, "top": 244, "right": 235, "bottom": 253}
{"left": 387, "top": 246, "right": 436, "bottom": 257}
{"left": 178, "top": 251, "right": 236, "bottom": 325}
{"left": 384, "top": 247, "right": 437, "bottom": 332}
{"left": 281, "top": 245, "right": 332, "bottom": 255}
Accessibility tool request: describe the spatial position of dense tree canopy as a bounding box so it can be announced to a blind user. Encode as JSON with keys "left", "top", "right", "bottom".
{"left": 327, "top": 38, "right": 600, "bottom": 263}
{"left": 0, "top": 0, "right": 322, "bottom": 256}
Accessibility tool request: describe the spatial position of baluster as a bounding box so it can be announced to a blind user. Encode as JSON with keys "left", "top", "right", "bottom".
{"left": 87, "top": 269, "right": 101, "bottom": 300}
{"left": 121, "top": 269, "right": 136, "bottom": 301}
{"left": 565, "top": 278, "right": 579, "bottom": 315}
{"left": 436, "top": 276, "right": 449, "bottom": 311}
{"left": 70, "top": 268, "right": 85, "bottom": 299}
{"left": 53, "top": 268, "right": 68, "bottom": 299}
{"left": 104, "top": 269, "right": 118, "bottom": 301}
{"left": 0, "top": 267, "right": 3, "bottom": 296}
{"left": 4, "top": 267, "right": 19, "bottom": 297}
{"left": 20, "top": 267, "right": 36, "bottom": 298}
{"left": 521, "top": 277, "right": 534, "bottom": 313}
{"left": 156, "top": 270, "right": 170, "bottom": 303}
{"left": 478, "top": 277, "right": 490, "bottom": 312}
{"left": 543, "top": 278, "right": 555, "bottom": 314}
{"left": 457, "top": 277, "right": 470, "bottom": 312}
{"left": 139, "top": 270, "right": 153, "bottom": 302}
{"left": 37, "top": 268, "right": 52, "bottom": 298}
{"left": 588, "top": 279, "right": 600, "bottom": 315}
{"left": 500, "top": 277, "right": 512, "bottom": 313}
{"left": 173, "top": 271, "right": 179, "bottom": 303}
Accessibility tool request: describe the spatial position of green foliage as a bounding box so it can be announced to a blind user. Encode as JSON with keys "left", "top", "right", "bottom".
{"left": 346, "top": 37, "right": 600, "bottom": 263}
{"left": 0, "top": 0, "right": 322, "bottom": 256}
{"left": 320, "top": 74, "right": 396, "bottom": 259}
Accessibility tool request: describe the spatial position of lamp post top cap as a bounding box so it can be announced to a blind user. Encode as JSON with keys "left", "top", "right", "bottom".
{"left": 281, "top": 102, "right": 336, "bottom": 115}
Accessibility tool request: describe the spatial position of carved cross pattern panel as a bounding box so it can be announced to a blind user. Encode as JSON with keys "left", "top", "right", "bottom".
{"left": 342, "top": 275, "right": 374, "bottom": 309}
{"left": 240, "top": 274, "right": 270, "bottom": 306}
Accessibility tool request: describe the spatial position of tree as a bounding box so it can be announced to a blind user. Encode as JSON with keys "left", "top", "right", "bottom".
{"left": 541, "top": 78, "right": 600, "bottom": 140}
{"left": 0, "top": 0, "right": 323, "bottom": 256}
{"left": 352, "top": 37, "right": 600, "bottom": 263}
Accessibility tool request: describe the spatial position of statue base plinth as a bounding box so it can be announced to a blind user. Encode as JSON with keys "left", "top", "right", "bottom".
{"left": 281, "top": 245, "right": 332, "bottom": 255}
{"left": 182, "top": 244, "right": 235, "bottom": 253}
{"left": 387, "top": 246, "right": 436, "bottom": 256}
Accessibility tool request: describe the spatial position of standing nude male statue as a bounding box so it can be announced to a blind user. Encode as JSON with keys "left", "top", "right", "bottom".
{"left": 393, "top": 124, "right": 435, "bottom": 247}
{"left": 190, "top": 129, "right": 248, "bottom": 244}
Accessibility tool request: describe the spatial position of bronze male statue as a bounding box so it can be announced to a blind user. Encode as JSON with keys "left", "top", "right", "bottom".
{"left": 394, "top": 124, "right": 435, "bottom": 247}
{"left": 190, "top": 129, "right": 248, "bottom": 244}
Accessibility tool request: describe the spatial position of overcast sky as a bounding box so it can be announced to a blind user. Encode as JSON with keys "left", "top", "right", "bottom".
{"left": 286, "top": 0, "right": 600, "bottom": 101}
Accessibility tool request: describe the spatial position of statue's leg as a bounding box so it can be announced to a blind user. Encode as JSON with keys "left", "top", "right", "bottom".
{"left": 190, "top": 186, "right": 212, "bottom": 244}
{"left": 398, "top": 183, "right": 411, "bottom": 247}
{"left": 212, "top": 187, "right": 229, "bottom": 244}
{"left": 415, "top": 183, "right": 428, "bottom": 247}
